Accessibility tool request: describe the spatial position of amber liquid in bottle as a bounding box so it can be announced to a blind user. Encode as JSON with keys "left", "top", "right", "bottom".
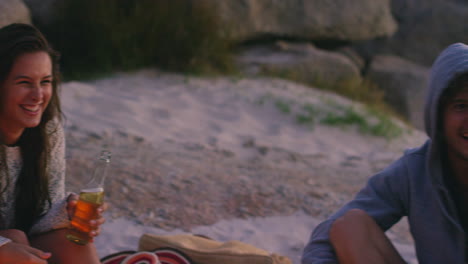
{"left": 66, "top": 151, "right": 110, "bottom": 245}
{"left": 66, "top": 188, "right": 105, "bottom": 245}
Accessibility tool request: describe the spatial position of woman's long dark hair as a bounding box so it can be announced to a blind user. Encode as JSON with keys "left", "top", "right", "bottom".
{"left": 0, "top": 23, "right": 62, "bottom": 232}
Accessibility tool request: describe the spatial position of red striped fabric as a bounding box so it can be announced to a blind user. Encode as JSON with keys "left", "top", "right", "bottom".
{"left": 101, "top": 248, "right": 192, "bottom": 264}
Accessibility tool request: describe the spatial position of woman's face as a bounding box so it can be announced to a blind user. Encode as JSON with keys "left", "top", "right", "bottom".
{"left": 0, "top": 51, "right": 53, "bottom": 141}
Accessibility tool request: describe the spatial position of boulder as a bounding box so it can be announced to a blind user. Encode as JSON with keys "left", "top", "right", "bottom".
{"left": 23, "top": 0, "right": 399, "bottom": 44}
{"left": 0, "top": 0, "right": 31, "bottom": 28}
{"left": 237, "top": 41, "right": 362, "bottom": 90}
{"left": 366, "top": 55, "right": 429, "bottom": 130}
{"left": 22, "top": 0, "right": 59, "bottom": 26}
{"left": 357, "top": 0, "right": 468, "bottom": 66}
{"left": 209, "top": 0, "right": 397, "bottom": 42}
{"left": 337, "top": 47, "right": 366, "bottom": 72}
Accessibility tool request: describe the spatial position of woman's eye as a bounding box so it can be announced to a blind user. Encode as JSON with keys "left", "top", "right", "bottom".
{"left": 41, "top": 80, "right": 52, "bottom": 85}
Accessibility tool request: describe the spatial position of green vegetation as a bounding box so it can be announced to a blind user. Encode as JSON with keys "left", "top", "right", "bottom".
{"left": 295, "top": 103, "right": 316, "bottom": 126}
{"left": 321, "top": 107, "right": 367, "bottom": 127}
{"left": 364, "top": 108, "right": 405, "bottom": 139}
{"left": 325, "top": 78, "right": 384, "bottom": 108}
{"left": 260, "top": 66, "right": 392, "bottom": 119}
{"left": 275, "top": 100, "right": 291, "bottom": 114}
{"left": 321, "top": 106, "right": 403, "bottom": 138}
{"left": 262, "top": 94, "right": 403, "bottom": 139}
{"left": 40, "top": 0, "right": 234, "bottom": 79}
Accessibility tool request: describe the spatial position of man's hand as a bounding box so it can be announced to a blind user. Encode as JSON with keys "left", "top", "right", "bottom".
{"left": 0, "top": 241, "right": 51, "bottom": 264}
{"left": 66, "top": 193, "right": 108, "bottom": 241}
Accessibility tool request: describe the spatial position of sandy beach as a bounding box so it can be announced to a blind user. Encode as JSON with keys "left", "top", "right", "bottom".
{"left": 61, "top": 69, "right": 427, "bottom": 263}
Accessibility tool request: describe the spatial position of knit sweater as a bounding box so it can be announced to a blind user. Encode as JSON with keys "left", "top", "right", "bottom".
{"left": 0, "top": 121, "right": 69, "bottom": 236}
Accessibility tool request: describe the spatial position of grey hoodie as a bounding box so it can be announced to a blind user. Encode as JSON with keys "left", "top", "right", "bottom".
{"left": 302, "top": 43, "right": 468, "bottom": 264}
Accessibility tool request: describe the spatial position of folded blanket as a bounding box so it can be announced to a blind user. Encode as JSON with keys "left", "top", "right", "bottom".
{"left": 101, "top": 248, "right": 193, "bottom": 264}
{"left": 101, "top": 233, "right": 292, "bottom": 264}
{"left": 139, "top": 233, "right": 292, "bottom": 264}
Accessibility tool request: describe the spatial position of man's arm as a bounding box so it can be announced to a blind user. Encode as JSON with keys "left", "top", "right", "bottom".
{"left": 301, "top": 157, "right": 410, "bottom": 264}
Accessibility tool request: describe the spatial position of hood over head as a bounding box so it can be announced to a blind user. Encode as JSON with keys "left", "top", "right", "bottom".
{"left": 424, "top": 43, "right": 468, "bottom": 187}
{"left": 425, "top": 43, "right": 468, "bottom": 140}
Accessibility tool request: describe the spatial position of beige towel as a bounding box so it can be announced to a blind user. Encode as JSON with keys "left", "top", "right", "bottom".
{"left": 139, "top": 233, "right": 292, "bottom": 264}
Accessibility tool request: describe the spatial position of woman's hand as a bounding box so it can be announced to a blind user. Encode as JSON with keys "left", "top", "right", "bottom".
{"left": 0, "top": 242, "right": 50, "bottom": 264}
{"left": 0, "top": 229, "right": 50, "bottom": 264}
{"left": 66, "top": 193, "right": 108, "bottom": 241}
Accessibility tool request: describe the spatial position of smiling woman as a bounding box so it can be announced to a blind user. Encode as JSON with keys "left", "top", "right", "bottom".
{"left": 0, "top": 52, "right": 53, "bottom": 145}
{"left": 0, "top": 23, "right": 106, "bottom": 264}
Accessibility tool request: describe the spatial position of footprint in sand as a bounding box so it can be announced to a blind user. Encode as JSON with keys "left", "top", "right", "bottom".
{"left": 152, "top": 108, "right": 170, "bottom": 119}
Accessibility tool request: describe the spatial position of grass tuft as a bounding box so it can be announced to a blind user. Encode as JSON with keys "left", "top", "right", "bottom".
{"left": 321, "top": 108, "right": 367, "bottom": 127}
{"left": 295, "top": 103, "right": 317, "bottom": 126}
{"left": 321, "top": 106, "right": 403, "bottom": 138}
{"left": 275, "top": 100, "right": 292, "bottom": 114}
{"left": 260, "top": 67, "right": 398, "bottom": 124}
{"left": 261, "top": 93, "right": 403, "bottom": 139}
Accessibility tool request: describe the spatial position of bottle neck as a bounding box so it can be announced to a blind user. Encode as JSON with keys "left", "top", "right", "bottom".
{"left": 85, "top": 150, "right": 111, "bottom": 189}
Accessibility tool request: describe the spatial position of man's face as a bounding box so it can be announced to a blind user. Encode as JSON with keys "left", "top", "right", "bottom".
{"left": 443, "top": 86, "right": 468, "bottom": 163}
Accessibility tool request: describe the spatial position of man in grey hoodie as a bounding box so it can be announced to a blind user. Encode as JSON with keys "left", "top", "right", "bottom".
{"left": 302, "top": 42, "right": 468, "bottom": 264}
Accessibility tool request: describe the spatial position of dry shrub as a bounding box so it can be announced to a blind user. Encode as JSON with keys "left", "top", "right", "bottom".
{"left": 40, "top": 0, "right": 234, "bottom": 79}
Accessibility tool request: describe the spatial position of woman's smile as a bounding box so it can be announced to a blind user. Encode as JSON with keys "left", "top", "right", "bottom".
{"left": 0, "top": 51, "right": 52, "bottom": 144}
{"left": 21, "top": 103, "right": 43, "bottom": 115}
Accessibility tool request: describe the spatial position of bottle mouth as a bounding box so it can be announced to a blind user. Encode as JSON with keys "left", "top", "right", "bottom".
{"left": 81, "top": 187, "right": 104, "bottom": 193}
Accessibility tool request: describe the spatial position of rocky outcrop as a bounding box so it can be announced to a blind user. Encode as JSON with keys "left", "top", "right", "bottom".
{"left": 237, "top": 41, "right": 362, "bottom": 90}
{"left": 24, "top": 0, "right": 398, "bottom": 44}
{"left": 15, "top": 0, "right": 460, "bottom": 132}
{"left": 366, "top": 55, "right": 429, "bottom": 129}
{"left": 209, "top": 0, "right": 397, "bottom": 42}
{"left": 22, "top": 0, "right": 61, "bottom": 26}
{"left": 357, "top": 0, "right": 468, "bottom": 66}
{"left": 0, "top": 0, "right": 31, "bottom": 28}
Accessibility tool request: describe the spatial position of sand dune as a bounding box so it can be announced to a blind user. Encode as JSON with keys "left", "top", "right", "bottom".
{"left": 61, "top": 69, "right": 427, "bottom": 263}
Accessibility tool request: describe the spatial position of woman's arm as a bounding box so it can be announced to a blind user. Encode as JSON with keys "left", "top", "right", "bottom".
{"left": 30, "top": 228, "right": 100, "bottom": 264}
{"left": 29, "top": 122, "right": 103, "bottom": 263}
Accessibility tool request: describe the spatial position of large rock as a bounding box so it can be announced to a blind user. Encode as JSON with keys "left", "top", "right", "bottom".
{"left": 22, "top": 0, "right": 59, "bottom": 26}
{"left": 366, "top": 55, "right": 429, "bottom": 130}
{"left": 23, "top": 0, "right": 398, "bottom": 44}
{"left": 357, "top": 0, "right": 468, "bottom": 66}
{"left": 237, "top": 41, "right": 362, "bottom": 90}
{"left": 209, "top": 0, "right": 397, "bottom": 42}
{"left": 0, "top": 0, "right": 31, "bottom": 28}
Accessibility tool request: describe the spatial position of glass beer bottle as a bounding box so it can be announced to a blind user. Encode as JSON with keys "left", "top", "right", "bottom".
{"left": 66, "top": 150, "right": 111, "bottom": 245}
